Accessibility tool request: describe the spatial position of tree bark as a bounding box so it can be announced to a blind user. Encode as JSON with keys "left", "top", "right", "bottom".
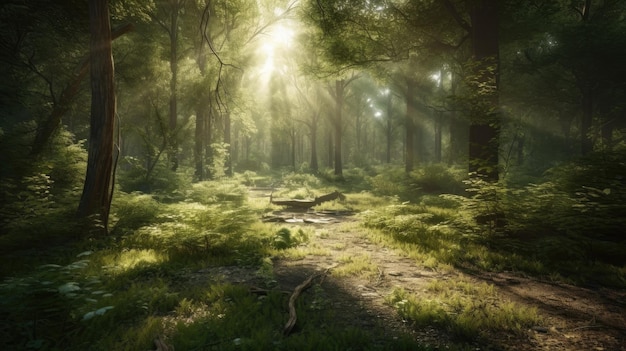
{"left": 580, "top": 85, "right": 594, "bottom": 155}
{"left": 434, "top": 110, "right": 443, "bottom": 163}
{"left": 77, "top": 0, "right": 116, "bottom": 234}
{"left": 334, "top": 79, "right": 344, "bottom": 176}
{"left": 224, "top": 112, "right": 232, "bottom": 176}
{"left": 468, "top": 0, "right": 500, "bottom": 181}
{"left": 310, "top": 117, "right": 319, "bottom": 172}
{"left": 194, "top": 106, "right": 205, "bottom": 180}
{"left": 167, "top": 0, "right": 182, "bottom": 171}
{"left": 405, "top": 79, "right": 416, "bottom": 172}
{"left": 386, "top": 91, "right": 392, "bottom": 164}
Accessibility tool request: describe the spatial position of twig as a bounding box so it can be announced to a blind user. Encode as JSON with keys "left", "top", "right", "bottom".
{"left": 571, "top": 325, "right": 603, "bottom": 331}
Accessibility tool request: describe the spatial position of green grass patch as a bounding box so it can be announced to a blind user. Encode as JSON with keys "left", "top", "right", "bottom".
{"left": 386, "top": 278, "right": 542, "bottom": 341}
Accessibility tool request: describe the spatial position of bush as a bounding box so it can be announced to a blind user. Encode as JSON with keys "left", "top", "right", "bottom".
{"left": 117, "top": 156, "right": 192, "bottom": 195}
{"left": 367, "top": 167, "right": 407, "bottom": 197}
{"left": 408, "top": 164, "right": 466, "bottom": 195}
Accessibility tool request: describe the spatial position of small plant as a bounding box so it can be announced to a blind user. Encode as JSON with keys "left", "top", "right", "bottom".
{"left": 272, "top": 226, "right": 310, "bottom": 249}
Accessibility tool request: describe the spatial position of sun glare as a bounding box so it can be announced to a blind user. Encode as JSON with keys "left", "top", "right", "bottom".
{"left": 257, "top": 21, "right": 296, "bottom": 80}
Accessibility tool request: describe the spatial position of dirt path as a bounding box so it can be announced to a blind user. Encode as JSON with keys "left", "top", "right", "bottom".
{"left": 267, "top": 210, "right": 626, "bottom": 350}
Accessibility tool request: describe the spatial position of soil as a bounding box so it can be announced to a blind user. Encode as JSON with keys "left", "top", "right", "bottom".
{"left": 205, "top": 206, "right": 626, "bottom": 351}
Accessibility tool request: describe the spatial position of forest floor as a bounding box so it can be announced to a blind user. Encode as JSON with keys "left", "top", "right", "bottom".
{"left": 207, "top": 205, "right": 626, "bottom": 351}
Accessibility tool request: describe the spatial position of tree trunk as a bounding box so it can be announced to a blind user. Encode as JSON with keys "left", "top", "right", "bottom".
{"left": 310, "top": 119, "right": 319, "bottom": 172}
{"left": 224, "top": 112, "right": 232, "bottom": 176}
{"left": 434, "top": 111, "right": 443, "bottom": 163}
{"left": 78, "top": 0, "right": 116, "bottom": 234}
{"left": 168, "top": 2, "right": 180, "bottom": 171}
{"left": 334, "top": 80, "right": 344, "bottom": 176}
{"left": 327, "top": 131, "right": 333, "bottom": 169}
{"left": 405, "top": 79, "right": 415, "bottom": 172}
{"left": 580, "top": 85, "right": 594, "bottom": 155}
{"left": 468, "top": 0, "right": 500, "bottom": 181}
{"left": 194, "top": 106, "right": 205, "bottom": 180}
{"left": 386, "top": 91, "right": 392, "bottom": 164}
{"left": 447, "top": 71, "right": 467, "bottom": 165}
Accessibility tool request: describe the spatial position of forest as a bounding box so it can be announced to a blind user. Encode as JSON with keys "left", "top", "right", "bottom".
{"left": 1, "top": 0, "right": 625, "bottom": 350}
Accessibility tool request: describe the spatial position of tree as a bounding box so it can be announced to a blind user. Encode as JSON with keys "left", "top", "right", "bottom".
{"left": 77, "top": 0, "right": 116, "bottom": 234}
{"left": 466, "top": 0, "right": 500, "bottom": 180}
{"left": 149, "top": 0, "right": 187, "bottom": 171}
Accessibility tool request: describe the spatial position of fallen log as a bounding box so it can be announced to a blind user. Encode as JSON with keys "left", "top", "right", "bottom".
{"left": 270, "top": 190, "right": 344, "bottom": 209}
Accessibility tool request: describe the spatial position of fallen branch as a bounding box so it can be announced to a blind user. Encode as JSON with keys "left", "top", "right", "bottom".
{"left": 283, "top": 265, "right": 337, "bottom": 336}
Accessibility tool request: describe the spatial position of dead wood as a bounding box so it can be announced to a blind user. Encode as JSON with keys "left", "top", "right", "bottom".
{"left": 270, "top": 190, "right": 344, "bottom": 209}
{"left": 283, "top": 264, "right": 337, "bottom": 336}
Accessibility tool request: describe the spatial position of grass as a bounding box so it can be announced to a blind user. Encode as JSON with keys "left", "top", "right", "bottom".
{"left": 386, "top": 278, "right": 542, "bottom": 341}
{"left": 331, "top": 253, "right": 379, "bottom": 279}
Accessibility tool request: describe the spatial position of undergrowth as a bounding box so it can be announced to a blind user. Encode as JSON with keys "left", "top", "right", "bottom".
{"left": 2, "top": 158, "right": 625, "bottom": 350}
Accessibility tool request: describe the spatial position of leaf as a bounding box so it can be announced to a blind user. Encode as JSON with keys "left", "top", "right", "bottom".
{"left": 39, "top": 264, "right": 62, "bottom": 269}
{"left": 82, "top": 306, "right": 114, "bottom": 321}
{"left": 603, "top": 188, "right": 611, "bottom": 195}
{"left": 76, "top": 251, "right": 93, "bottom": 257}
{"left": 58, "top": 282, "right": 80, "bottom": 294}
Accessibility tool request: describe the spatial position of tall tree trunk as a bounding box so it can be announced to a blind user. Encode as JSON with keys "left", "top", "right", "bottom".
{"left": 168, "top": 2, "right": 180, "bottom": 171}
{"left": 327, "top": 131, "right": 333, "bottom": 169}
{"left": 310, "top": 119, "right": 319, "bottom": 172}
{"left": 290, "top": 127, "right": 296, "bottom": 171}
{"left": 447, "top": 71, "right": 467, "bottom": 165}
{"left": 580, "top": 85, "right": 594, "bottom": 155}
{"left": 78, "top": 0, "right": 116, "bottom": 234}
{"left": 334, "top": 79, "right": 344, "bottom": 176}
{"left": 468, "top": 0, "right": 500, "bottom": 181}
{"left": 405, "top": 79, "right": 415, "bottom": 172}
{"left": 434, "top": 111, "right": 443, "bottom": 163}
{"left": 194, "top": 106, "right": 205, "bottom": 180}
{"left": 205, "top": 104, "right": 214, "bottom": 179}
{"left": 224, "top": 112, "right": 232, "bottom": 176}
{"left": 386, "top": 91, "right": 392, "bottom": 164}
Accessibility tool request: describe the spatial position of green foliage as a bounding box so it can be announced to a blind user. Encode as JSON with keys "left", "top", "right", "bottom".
{"left": 281, "top": 172, "right": 321, "bottom": 189}
{"left": 366, "top": 165, "right": 466, "bottom": 200}
{"left": 367, "top": 167, "right": 407, "bottom": 197}
{"left": 272, "top": 227, "right": 309, "bottom": 250}
{"left": 208, "top": 142, "right": 231, "bottom": 179}
{"left": 110, "top": 192, "right": 162, "bottom": 234}
{"left": 0, "top": 129, "right": 86, "bottom": 246}
{"left": 407, "top": 164, "right": 467, "bottom": 196}
{"left": 186, "top": 180, "right": 248, "bottom": 206}
{"left": 117, "top": 157, "right": 192, "bottom": 195}
{"left": 0, "top": 251, "right": 112, "bottom": 350}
